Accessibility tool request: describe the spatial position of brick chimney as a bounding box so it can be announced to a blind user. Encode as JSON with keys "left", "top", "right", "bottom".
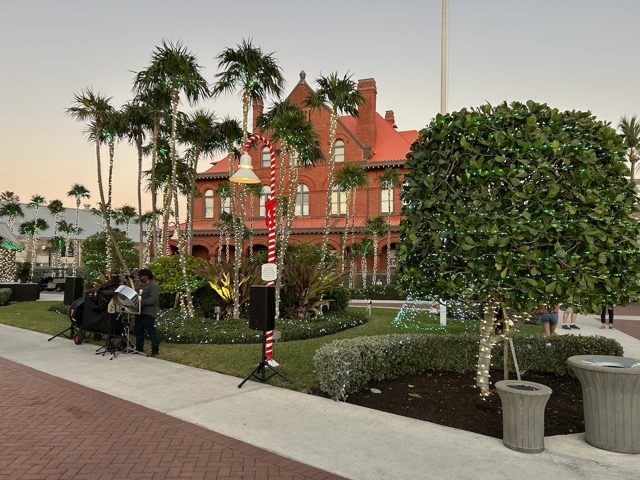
{"left": 252, "top": 97, "right": 264, "bottom": 132}
{"left": 356, "top": 78, "right": 377, "bottom": 152}
{"left": 385, "top": 110, "right": 397, "bottom": 129}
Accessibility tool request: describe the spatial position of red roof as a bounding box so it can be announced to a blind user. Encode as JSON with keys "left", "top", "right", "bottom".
{"left": 200, "top": 157, "right": 234, "bottom": 176}
{"left": 339, "top": 113, "right": 418, "bottom": 164}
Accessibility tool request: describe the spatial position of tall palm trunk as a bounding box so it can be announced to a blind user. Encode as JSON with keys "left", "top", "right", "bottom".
{"left": 136, "top": 134, "right": 144, "bottom": 266}
{"left": 226, "top": 148, "right": 241, "bottom": 319}
{"left": 168, "top": 89, "right": 194, "bottom": 318}
{"left": 150, "top": 120, "right": 160, "bottom": 260}
{"left": 29, "top": 205, "right": 40, "bottom": 281}
{"left": 320, "top": 110, "right": 338, "bottom": 265}
{"left": 372, "top": 232, "right": 379, "bottom": 285}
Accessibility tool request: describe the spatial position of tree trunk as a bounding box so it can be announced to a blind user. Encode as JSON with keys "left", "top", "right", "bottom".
{"left": 136, "top": 134, "right": 144, "bottom": 267}
{"left": 320, "top": 110, "right": 338, "bottom": 265}
{"left": 476, "top": 303, "right": 497, "bottom": 396}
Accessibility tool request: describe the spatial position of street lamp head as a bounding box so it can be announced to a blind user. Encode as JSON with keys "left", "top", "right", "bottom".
{"left": 230, "top": 152, "right": 261, "bottom": 184}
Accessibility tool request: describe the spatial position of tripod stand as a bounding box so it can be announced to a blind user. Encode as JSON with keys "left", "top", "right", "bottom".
{"left": 238, "top": 331, "right": 292, "bottom": 388}
{"left": 48, "top": 322, "right": 75, "bottom": 342}
{"left": 119, "top": 310, "right": 145, "bottom": 356}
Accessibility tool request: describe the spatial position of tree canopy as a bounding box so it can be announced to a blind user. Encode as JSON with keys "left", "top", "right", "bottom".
{"left": 398, "top": 100, "right": 640, "bottom": 315}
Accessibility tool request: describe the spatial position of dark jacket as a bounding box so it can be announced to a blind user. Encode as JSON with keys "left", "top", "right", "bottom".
{"left": 136, "top": 279, "right": 160, "bottom": 318}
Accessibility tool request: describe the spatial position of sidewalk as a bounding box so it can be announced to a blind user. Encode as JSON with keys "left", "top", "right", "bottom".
{"left": 1, "top": 314, "right": 639, "bottom": 479}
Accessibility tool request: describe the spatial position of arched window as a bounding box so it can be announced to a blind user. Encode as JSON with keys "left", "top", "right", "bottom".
{"left": 204, "top": 189, "right": 214, "bottom": 218}
{"left": 333, "top": 139, "right": 345, "bottom": 163}
{"left": 261, "top": 147, "right": 271, "bottom": 168}
{"left": 259, "top": 186, "right": 271, "bottom": 218}
{"left": 295, "top": 183, "right": 309, "bottom": 216}
{"left": 380, "top": 183, "right": 394, "bottom": 214}
{"left": 330, "top": 186, "right": 347, "bottom": 215}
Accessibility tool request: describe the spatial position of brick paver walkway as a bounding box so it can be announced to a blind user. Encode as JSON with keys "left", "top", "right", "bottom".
{"left": 0, "top": 358, "right": 345, "bottom": 480}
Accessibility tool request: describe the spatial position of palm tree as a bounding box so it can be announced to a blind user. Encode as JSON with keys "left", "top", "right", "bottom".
{"left": 120, "top": 99, "right": 151, "bottom": 245}
{"left": 66, "top": 184, "right": 90, "bottom": 276}
{"left": 113, "top": 205, "right": 137, "bottom": 237}
{"left": 47, "top": 200, "right": 65, "bottom": 271}
{"left": 377, "top": 168, "right": 402, "bottom": 284}
{"left": 0, "top": 201, "right": 24, "bottom": 234}
{"left": 57, "top": 219, "right": 75, "bottom": 274}
{"left": 135, "top": 40, "right": 210, "bottom": 318}
{"left": 364, "top": 215, "right": 387, "bottom": 285}
{"left": 619, "top": 115, "right": 640, "bottom": 182}
{"left": 256, "top": 100, "right": 324, "bottom": 318}
{"left": 305, "top": 72, "right": 366, "bottom": 265}
{"left": 213, "top": 39, "right": 285, "bottom": 319}
{"left": 334, "top": 163, "right": 369, "bottom": 272}
{"left": 19, "top": 217, "right": 48, "bottom": 281}
{"left": 26, "top": 196, "right": 46, "bottom": 280}
{"left": 212, "top": 38, "right": 285, "bottom": 145}
{"left": 138, "top": 211, "right": 158, "bottom": 266}
{"left": 133, "top": 88, "right": 172, "bottom": 259}
{"left": 179, "top": 109, "right": 219, "bottom": 252}
{"left": 67, "top": 90, "right": 129, "bottom": 275}
{"left": 0, "top": 191, "right": 18, "bottom": 202}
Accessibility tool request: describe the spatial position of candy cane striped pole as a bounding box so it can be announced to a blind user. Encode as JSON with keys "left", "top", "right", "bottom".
{"left": 244, "top": 135, "right": 276, "bottom": 360}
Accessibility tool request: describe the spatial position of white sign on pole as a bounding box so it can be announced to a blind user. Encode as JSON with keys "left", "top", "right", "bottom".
{"left": 261, "top": 263, "right": 277, "bottom": 282}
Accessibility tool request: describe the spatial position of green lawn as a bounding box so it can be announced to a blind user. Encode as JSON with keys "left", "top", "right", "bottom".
{"left": 0, "top": 302, "right": 542, "bottom": 393}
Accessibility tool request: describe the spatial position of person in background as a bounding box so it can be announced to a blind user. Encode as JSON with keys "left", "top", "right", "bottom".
{"left": 600, "top": 306, "right": 614, "bottom": 329}
{"left": 538, "top": 305, "right": 559, "bottom": 336}
{"left": 135, "top": 268, "right": 160, "bottom": 356}
{"left": 561, "top": 306, "right": 580, "bottom": 330}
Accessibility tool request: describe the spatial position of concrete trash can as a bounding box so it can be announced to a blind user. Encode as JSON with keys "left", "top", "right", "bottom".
{"left": 567, "top": 355, "right": 640, "bottom": 454}
{"left": 495, "top": 380, "right": 552, "bottom": 453}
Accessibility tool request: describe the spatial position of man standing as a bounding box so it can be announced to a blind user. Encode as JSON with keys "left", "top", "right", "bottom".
{"left": 135, "top": 268, "right": 160, "bottom": 356}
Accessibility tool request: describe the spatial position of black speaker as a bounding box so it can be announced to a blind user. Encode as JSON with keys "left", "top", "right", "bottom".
{"left": 64, "top": 277, "right": 85, "bottom": 306}
{"left": 249, "top": 285, "right": 275, "bottom": 331}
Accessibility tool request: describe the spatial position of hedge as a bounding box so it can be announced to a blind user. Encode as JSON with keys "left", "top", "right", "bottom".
{"left": 314, "top": 333, "right": 623, "bottom": 400}
{"left": 0, "top": 288, "right": 12, "bottom": 306}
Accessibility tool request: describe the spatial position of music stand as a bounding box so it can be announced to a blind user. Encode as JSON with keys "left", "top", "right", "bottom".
{"left": 112, "top": 285, "right": 145, "bottom": 356}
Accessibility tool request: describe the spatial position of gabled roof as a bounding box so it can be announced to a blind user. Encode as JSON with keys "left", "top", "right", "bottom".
{"left": 339, "top": 114, "right": 418, "bottom": 165}
{"left": 199, "top": 158, "right": 234, "bottom": 178}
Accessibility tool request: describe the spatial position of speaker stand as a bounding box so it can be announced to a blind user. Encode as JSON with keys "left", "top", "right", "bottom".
{"left": 238, "top": 331, "right": 292, "bottom": 388}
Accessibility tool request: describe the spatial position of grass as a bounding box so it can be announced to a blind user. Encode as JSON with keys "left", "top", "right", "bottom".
{"left": 0, "top": 302, "right": 543, "bottom": 394}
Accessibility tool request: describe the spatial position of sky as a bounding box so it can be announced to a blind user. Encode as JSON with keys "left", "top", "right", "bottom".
{"left": 1, "top": 0, "right": 639, "bottom": 212}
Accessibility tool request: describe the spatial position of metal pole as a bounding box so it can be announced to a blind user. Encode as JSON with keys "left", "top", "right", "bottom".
{"left": 440, "top": 0, "right": 448, "bottom": 115}
{"left": 243, "top": 134, "right": 277, "bottom": 361}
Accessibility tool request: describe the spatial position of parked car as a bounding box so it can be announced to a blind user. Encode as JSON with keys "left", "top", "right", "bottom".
{"left": 40, "top": 276, "right": 65, "bottom": 292}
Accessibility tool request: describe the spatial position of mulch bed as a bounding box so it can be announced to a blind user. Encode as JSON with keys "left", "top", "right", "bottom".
{"left": 345, "top": 370, "right": 584, "bottom": 438}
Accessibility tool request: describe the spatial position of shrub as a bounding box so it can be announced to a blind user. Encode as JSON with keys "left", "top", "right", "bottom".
{"left": 149, "top": 255, "right": 209, "bottom": 294}
{"left": 314, "top": 333, "right": 623, "bottom": 400}
{"left": 352, "top": 284, "right": 403, "bottom": 300}
{"left": 155, "top": 309, "right": 365, "bottom": 344}
{"left": 0, "top": 288, "right": 12, "bottom": 306}
{"left": 327, "top": 287, "right": 351, "bottom": 312}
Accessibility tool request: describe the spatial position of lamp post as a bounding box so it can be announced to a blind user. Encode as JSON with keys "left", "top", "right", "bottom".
{"left": 230, "top": 134, "right": 277, "bottom": 362}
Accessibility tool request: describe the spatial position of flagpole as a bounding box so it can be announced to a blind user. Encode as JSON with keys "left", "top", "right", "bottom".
{"left": 441, "top": 0, "right": 448, "bottom": 115}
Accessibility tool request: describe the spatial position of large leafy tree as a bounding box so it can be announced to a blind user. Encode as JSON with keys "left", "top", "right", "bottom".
{"left": 82, "top": 229, "right": 140, "bottom": 280}
{"left": 66, "top": 183, "right": 90, "bottom": 276}
{"left": 135, "top": 40, "right": 210, "bottom": 318}
{"left": 305, "top": 72, "right": 366, "bottom": 265}
{"left": 619, "top": 115, "right": 640, "bottom": 182}
{"left": 398, "top": 100, "right": 640, "bottom": 396}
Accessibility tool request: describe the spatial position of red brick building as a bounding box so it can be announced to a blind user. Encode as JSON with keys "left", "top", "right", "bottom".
{"left": 190, "top": 72, "right": 418, "bottom": 277}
